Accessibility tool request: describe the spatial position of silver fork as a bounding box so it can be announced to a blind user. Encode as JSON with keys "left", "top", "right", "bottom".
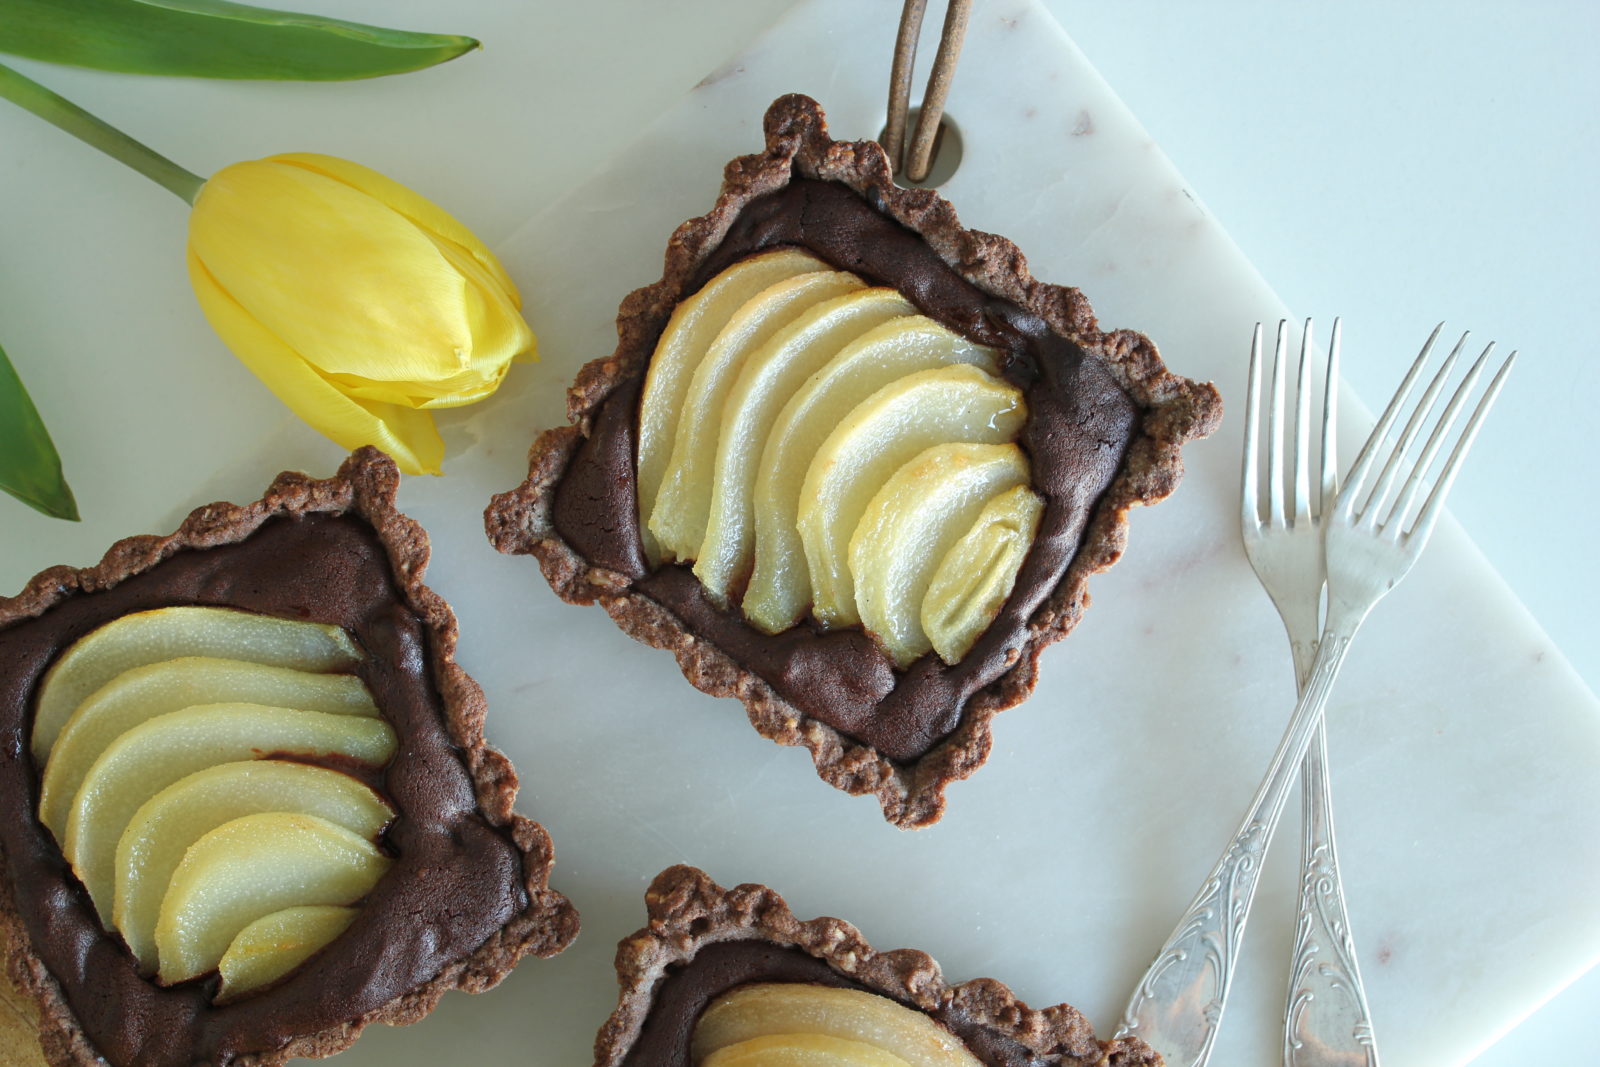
{"left": 1244, "top": 319, "right": 1378, "bottom": 1067}
{"left": 1115, "top": 323, "right": 1516, "bottom": 1067}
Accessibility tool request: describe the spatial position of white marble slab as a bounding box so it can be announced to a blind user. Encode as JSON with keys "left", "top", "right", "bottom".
{"left": 0, "top": 1, "right": 1595, "bottom": 1065}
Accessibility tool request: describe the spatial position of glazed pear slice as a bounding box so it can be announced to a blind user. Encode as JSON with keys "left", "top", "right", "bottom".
{"left": 38, "top": 657, "right": 377, "bottom": 841}
{"left": 651, "top": 269, "right": 866, "bottom": 562}
{"left": 216, "top": 905, "right": 358, "bottom": 1002}
{"left": 923, "top": 485, "right": 1045, "bottom": 666}
{"left": 115, "top": 760, "right": 393, "bottom": 973}
{"left": 702, "top": 1033, "right": 912, "bottom": 1067}
{"left": 31, "top": 606, "right": 362, "bottom": 762}
{"left": 63, "top": 704, "right": 396, "bottom": 923}
{"left": 743, "top": 318, "right": 999, "bottom": 634}
{"left": 155, "top": 812, "right": 390, "bottom": 985}
{"left": 691, "top": 983, "right": 981, "bottom": 1066}
{"left": 636, "top": 248, "right": 829, "bottom": 562}
{"left": 694, "top": 287, "right": 915, "bottom": 603}
{"left": 850, "top": 443, "right": 1031, "bottom": 668}
{"left": 797, "top": 364, "right": 1026, "bottom": 629}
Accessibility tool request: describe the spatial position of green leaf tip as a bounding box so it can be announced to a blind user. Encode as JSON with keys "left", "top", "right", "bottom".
{"left": 0, "top": 0, "right": 480, "bottom": 81}
{"left": 0, "top": 339, "right": 80, "bottom": 522}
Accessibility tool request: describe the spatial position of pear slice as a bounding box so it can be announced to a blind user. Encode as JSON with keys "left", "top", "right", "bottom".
{"left": 114, "top": 760, "right": 393, "bottom": 973}
{"left": 691, "top": 983, "right": 981, "bottom": 1066}
{"left": 694, "top": 288, "right": 916, "bottom": 603}
{"left": 63, "top": 704, "right": 396, "bottom": 924}
{"left": 701, "top": 1033, "right": 912, "bottom": 1067}
{"left": 797, "top": 364, "right": 1026, "bottom": 629}
{"left": 636, "top": 248, "right": 829, "bottom": 563}
{"left": 650, "top": 269, "right": 865, "bottom": 562}
{"left": 38, "top": 657, "right": 377, "bottom": 841}
{"left": 31, "top": 606, "right": 362, "bottom": 763}
{"left": 154, "top": 812, "right": 390, "bottom": 985}
{"left": 923, "top": 485, "right": 1046, "bottom": 665}
{"left": 216, "top": 905, "right": 358, "bottom": 1002}
{"left": 850, "top": 443, "right": 1031, "bottom": 668}
{"left": 743, "top": 318, "right": 1000, "bottom": 634}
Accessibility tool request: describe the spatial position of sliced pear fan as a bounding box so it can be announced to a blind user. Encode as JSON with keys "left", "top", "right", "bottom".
{"left": 114, "top": 760, "right": 393, "bottom": 973}
{"left": 636, "top": 248, "right": 831, "bottom": 563}
{"left": 850, "top": 443, "right": 1031, "bottom": 668}
{"left": 31, "top": 606, "right": 362, "bottom": 762}
{"left": 743, "top": 318, "right": 1000, "bottom": 635}
{"left": 650, "top": 269, "right": 865, "bottom": 561}
{"left": 154, "top": 812, "right": 390, "bottom": 986}
{"left": 797, "top": 364, "right": 1026, "bottom": 629}
{"left": 38, "top": 656, "right": 377, "bottom": 840}
{"left": 694, "top": 287, "right": 915, "bottom": 603}
{"left": 923, "top": 485, "right": 1046, "bottom": 665}
{"left": 63, "top": 704, "right": 396, "bottom": 923}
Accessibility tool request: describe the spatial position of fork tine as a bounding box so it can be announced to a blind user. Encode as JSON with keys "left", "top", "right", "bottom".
{"left": 1336, "top": 322, "right": 1443, "bottom": 521}
{"left": 1358, "top": 330, "right": 1468, "bottom": 528}
{"left": 1293, "top": 319, "right": 1314, "bottom": 523}
{"left": 1407, "top": 349, "right": 1517, "bottom": 544}
{"left": 1385, "top": 340, "right": 1496, "bottom": 534}
{"left": 1267, "top": 320, "right": 1289, "bottom": 525}
{"left": 1242, "top": 323, "right": 1264, "bottom": 530}
{"left": 1320, "top": 317, "right": 1341, "bottom": 507}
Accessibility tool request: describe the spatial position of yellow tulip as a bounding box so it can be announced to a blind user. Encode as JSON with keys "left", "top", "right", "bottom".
{"left": 186, "top": 153, "right": 534, "bottom": 474}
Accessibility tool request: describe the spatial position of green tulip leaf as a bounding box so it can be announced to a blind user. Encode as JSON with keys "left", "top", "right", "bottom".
{"left": 0, "top": 0, "right": 478, "bottom": 81}
{"left": 0, "top": 338, "right": 78, "bottom": 521}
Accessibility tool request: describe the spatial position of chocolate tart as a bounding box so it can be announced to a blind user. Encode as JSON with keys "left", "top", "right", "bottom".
{"left": 0, "top": 448, "right": 579, "bottom": 1066}
{"left": 486, "top": 94, "right": 1222, "bottom": 828}
{"left": 595, "top": 865, "right": 1160, "bottom": 1067}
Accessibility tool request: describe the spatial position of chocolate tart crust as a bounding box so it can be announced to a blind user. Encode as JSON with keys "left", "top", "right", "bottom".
{"left": 0, "top": 448, "right": 579, "bottom": 1066}
{"left": 486, "top": 94, "right": 1222, "bottom": 828}
{"left": 594, "top": 865, "right": 1161, "bottom": 1067}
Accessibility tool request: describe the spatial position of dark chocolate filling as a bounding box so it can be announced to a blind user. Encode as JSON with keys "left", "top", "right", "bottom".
{"left": 553, "top": 178, "right": 1139, "bottom": 762}
{"left": 620, "top": 940, "right": 1051, "bottom": 1067}
{"left": 0, "top": 514, "right": 527, "bottom": 1066}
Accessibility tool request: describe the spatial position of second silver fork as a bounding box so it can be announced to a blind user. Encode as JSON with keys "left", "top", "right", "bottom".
{"left": 1245, "top": 320, "right": 1379, "bottom": 1067}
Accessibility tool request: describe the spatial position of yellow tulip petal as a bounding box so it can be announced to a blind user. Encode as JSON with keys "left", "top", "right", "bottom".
{"left": 188, "top": 249, "right": 444, "bottom": 475}
{"left": 192, "top": 161, "right": 485, "bottom": 388}
{"left": 268, "top": 153, "right": 522, "bottom": 306}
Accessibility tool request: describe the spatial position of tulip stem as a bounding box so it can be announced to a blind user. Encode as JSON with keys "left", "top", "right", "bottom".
{"left": 0, "top": 61, "right": 204, "bottom": 204}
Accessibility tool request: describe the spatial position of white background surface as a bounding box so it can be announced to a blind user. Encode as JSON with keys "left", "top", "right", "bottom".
{"left": 0, "top": 0, "right": 1594, "bottom": 1063}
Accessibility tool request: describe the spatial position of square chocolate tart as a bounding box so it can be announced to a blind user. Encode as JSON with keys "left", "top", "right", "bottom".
{"left": 0, "top": 448, "right": 579, "bottom": 1066}
{"left": 594, "top": 865, "right": 1160, "bottom": 1067}
{"left": 485, "top": 94, "right": 1222, "bottom": 828}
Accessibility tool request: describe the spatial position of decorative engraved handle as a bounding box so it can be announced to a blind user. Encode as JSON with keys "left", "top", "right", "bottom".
{"left": 1285, "top": 719, "right": 1380, "bottom": 1067}
{"left": 1115, "top": 624, "right": 1358, "bottom": 1067}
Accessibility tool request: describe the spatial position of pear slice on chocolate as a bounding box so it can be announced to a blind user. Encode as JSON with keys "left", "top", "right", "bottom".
{"left": 216, "top": 905, "right": 358, "bottom": 1003}
{"left": 924, "top": 485, "right": 1046, "bottom": 666}
{"left": 154, "top": 812, "right": 390, "bottom": 986}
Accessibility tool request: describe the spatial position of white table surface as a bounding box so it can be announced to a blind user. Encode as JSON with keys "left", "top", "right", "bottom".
{"left": 0, "top": 1, "right": 1594, "bottom": 1062}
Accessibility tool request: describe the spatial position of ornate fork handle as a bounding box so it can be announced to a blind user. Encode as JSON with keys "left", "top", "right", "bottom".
{"left": 1116, "top": 624, "right": 1358, "bottom": 1066}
